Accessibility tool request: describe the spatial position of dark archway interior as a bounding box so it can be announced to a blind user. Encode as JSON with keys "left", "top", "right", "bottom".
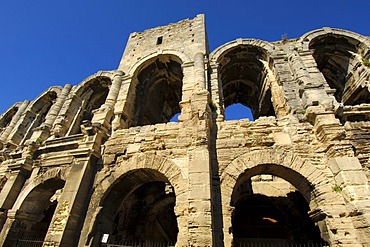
{"left": 231, "top": 167, "right": 327, "bottom": 245}
{"left": 69, "top": 78, "right": 110, "bottom": 135}
{"left": 218, "top": 45, "right": 275, "bottom": 120}
{"left": 22, "top": 91, "right": 58, "bottom": 142}
{"left": 232, "top": 192, "right": 325, "bottom": 245}
{"left": 311, "top": 35, "right": 370, "bottom": 105}
{"left": 4, "top": 178, "right": 65, "bottom": 245}
{"left": 93, "top": 169, "right": 178, "bottom": 246}
{"left": 134, "top": 56, "right": 183, "bottom": 126}
{"left": 0, "top": 106, "right": 18, "bottom": 129}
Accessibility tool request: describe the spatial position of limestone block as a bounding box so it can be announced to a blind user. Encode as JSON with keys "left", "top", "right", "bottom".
{"left": 189, "top": 200, "right": 211, "bottom": 213}
{"left": 126, "top": 143, "right": 141, "bottom": 154}
{"left": 351, "top": 214, "right": 370, "bottom": 229}
{"left": 342, "top": 185, "right": 370, "bottom": 201}
{"left": 329, "top": 157, "right": 363, "bottom": 176}
{"left": 302, "top": 89, "right": 328, "bottom": 107}
{"left": 188, "top": 149, "right": 210, "bottom": 173}
{"left": 335, "top": 171, "right": 368, "bottom": 186}
{"left": 189, "top": 172, "right": 210, "bottom": 185}
{"left": 188, "top": 184, "right": 211, "bottom": 200}
{"left": 273, "top": 132, "right": 291, "bottom": 145}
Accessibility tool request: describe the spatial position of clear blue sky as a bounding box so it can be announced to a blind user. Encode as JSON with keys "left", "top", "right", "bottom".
{"left": 0, "top": 0, "right": 369, "bottom": 114}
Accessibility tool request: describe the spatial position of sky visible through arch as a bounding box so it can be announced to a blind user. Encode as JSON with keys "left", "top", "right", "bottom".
{"left": 0, "top": 0, "right": 369, "bottom": 117}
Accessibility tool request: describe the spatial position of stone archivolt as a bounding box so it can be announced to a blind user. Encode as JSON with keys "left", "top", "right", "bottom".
{"left": 0, "top": 14, "right": 370, "bottom": 247}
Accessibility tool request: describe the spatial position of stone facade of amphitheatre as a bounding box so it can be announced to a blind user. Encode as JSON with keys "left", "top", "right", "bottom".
{"left": 0, "top": 14, "right": 370, "bottom": 247}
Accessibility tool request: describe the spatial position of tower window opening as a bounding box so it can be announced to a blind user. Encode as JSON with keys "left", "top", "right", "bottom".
{"left": 157, "top": 36, "right": 163, "bottom": 45}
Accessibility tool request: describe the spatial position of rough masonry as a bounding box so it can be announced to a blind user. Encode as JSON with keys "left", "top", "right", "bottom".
{"left": 0, "top": 14, "right": 370, "bottom": 246}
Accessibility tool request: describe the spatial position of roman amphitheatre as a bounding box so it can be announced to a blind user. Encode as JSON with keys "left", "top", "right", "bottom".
{"left": 0, "top": 14, "right": 370, "bottom": 246}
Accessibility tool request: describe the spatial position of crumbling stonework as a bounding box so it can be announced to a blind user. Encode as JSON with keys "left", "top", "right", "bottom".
{"left": 0, "top": 14, "right": 370, "bottom": 246}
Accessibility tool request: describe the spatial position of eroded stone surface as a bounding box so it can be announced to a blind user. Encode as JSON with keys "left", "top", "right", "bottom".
{"left": 0, "top": 15, "right": 369, "bottom": 246}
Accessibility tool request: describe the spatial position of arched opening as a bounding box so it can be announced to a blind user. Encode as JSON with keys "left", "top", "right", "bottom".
{"left": 133, "top": 56, "right": 183, "bottom": 126}
{"left": 0, "top": 104, "right": 18, "bottom": 132}
{"left": 3, "top": 178, "right": 65, "bottom": 246}
{"left": 8, "top": 90, "right": 59, "bottom": 147}
{"left": 225, "top": 103, "right": 254, "bottom": 121}
{"left": 91, "top": 169, "right": 178, "bottom": 246}
{"left": 310, "top": 34, "right": 370, "bottom": 105}
{"left": 67, "top": 77, "right": 110, "bottom": 135}
{"left": 0, "top": 176, "right": 7, "bottom": 193}
{"left": 231, "top": 166, "right": 327, "bottom": 246}
{"left": 217, "top": 45, "right": 275, "bottom": 120}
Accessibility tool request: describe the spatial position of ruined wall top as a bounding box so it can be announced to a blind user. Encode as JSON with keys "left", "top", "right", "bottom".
{"left": 118, "top": 14, "right": 207, "bottom": 75}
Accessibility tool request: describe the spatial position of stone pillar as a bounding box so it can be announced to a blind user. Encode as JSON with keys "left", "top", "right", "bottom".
{"left": 104, "top": 70, "right": 124, "bottom": 108}
{"left": 194, "top": 52, "right": 206, "bottom": 89}
{"left": 188, "top": 147, "right": 212, "bottom": 246}
{"left": 44, "top": 84, "right": 72, "bottom": 128}
{"left": 329, "top": 157, "right": 370, "bottom": 246}
{"left": 111, "top": 73, "right": 136, "bottom": 131}
{"left": 185, "top": 86, "right": 213, "bottom": 246}
{"left": 222, "top": 206, "right": 234, "bottom": 247}
{"left": 0, "top": 100, "right": 29, "bottom": 146}
{"left": 0, "top": 158, "right": 33, "bottom": 231}
{"left": 51, "top": 94, "right": 84, "bottom": 138}
{"left": 43, "top": 125, "right": 105, "bottom": 247}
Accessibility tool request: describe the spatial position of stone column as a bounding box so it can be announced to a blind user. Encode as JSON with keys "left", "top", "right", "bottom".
{"left": 112, "top": 76, "right": 132, "bottom": 130}
{"left": 104, "top": 70, "right": 124, "bottom": 108}
{"left": 194, "top": 52, "right": 206, "bottom": 89}
{"left": 93, "top": 70, "right": 124, "bottom": 131}
{"left": 209, "top": 63, "right": 224, "bottom": 121}
{"left": 0, "top": 157, "right": 33, "bottom": 231}
{"left": 44, "top": 84, "right": 72, "bottom": 128}
{"left": 0, "top": 100, "right": 29, "bottom": 145}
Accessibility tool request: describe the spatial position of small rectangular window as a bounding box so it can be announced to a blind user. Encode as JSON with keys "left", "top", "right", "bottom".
{"left": 156, "top": 36, "right": 163, "bottom": 45}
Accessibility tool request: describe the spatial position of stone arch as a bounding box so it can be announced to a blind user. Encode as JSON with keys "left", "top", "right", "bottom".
{"left": 81, "top": 153, "right": 188, "bottom": 247}
{"left": 299, "top": 28, "right": 370, "bottom": 54}
{"left": 210, "top": 38, "right": 276, "bottom": 63}
{"left": 12, "top": 167, "right": 69, "bottom": 211}
{"left": 126, "top": 53, "right": 185, "bottom": 127}
{"left": 1, "top": 167, "right": 68, "bottom": 245}
{"left": 220, "top": 149, "right": 345, "bottom": 245}
{"left": 0, "top": 102, "right": 21, "bottom": 130}
{"left": 0, "top": 175, "right": 8, "bottom": 193}
{"left": 53, "top": 72, "right": 113, "bottom": 137}
{"left": 26, "top": 86, "right": 62, "bottom": 114}
{"left": 0, "top": 103, "right": 21, "bottom": 149}
{"left": 72, "top": 71, "right": 114, "bottom": 96}
{"left": 126, "top": 49, "right": 192, "bottom": 76}
{"left": 299, "top": 28, "right": 370, "bottom": 106}
{"left": 99, "top": 153, "right": 187, "bottom": 199}
{"left": 6, "top": 87, "right": 61, "bottom": 147}
{"left": 209, "top": 39, "right": 278, "bottom": 120}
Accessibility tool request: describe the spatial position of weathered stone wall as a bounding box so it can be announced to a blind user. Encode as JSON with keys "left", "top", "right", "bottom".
{"left": 0, "top": 15, "right": 370, "bottom": 246}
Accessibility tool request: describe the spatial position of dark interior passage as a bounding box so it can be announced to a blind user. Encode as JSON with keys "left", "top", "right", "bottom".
{"left": 232, "top": 192, "right": 326, "bottom": 245}
{"left": 134, "top": 56, "right": 183, "bottom": 126}
{"left": 92, "top": 169, "right": 178, "bottom": 246}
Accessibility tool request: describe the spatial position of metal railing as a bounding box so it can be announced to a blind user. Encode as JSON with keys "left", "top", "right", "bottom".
{"left": 16, "top": 239, "right": 57, "bottom": 247}
{"left": 233, "top": 242, "right": 329, "bottom": 247}
{"left": 101, "top": 241, "right": 175, "bottom": 247}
